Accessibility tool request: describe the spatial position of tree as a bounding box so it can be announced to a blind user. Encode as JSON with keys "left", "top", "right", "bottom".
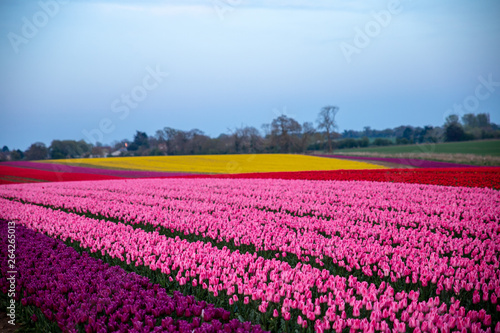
{"left": 363, "top": 126, "right": 372, "bottom": 138}
{"left": 444, "top": 114, "right": 466, "bottom": 142}
{"left": 186, "top": 129, "right": 210, "bottom": 155}
{"left": 269, "top": 115, "right": 302, "bottom": 153}
{"left": 317, "top": 106, "right": 339, "bottom": 152}
{"left": 445, "top": 114, "right": 460, "bottom": 126}
{"left": 0, "top": 146, "right": 9, "bottom": 161}
{"left": 25, "top": 142, "right": 48, "bottom": 160}
{"left": 49, "top": 140, "right": 92, "bottom": 159}
{"left": 461, "top": 113, "right": 490, "bottom": 129}
{"left": 128, "top": 131, "right": 149, "bottom": 152}
{"left": 445, "top": 122, "right": 466, "bottom": 142}
{"left": 10, "top": 149, "right": 24, "bottom": 161}
{"left": 300, "top": 122, "right": 316, "bottom": 152}
{"left": 49, "top": 141, "right": 66, "bottom": 159}
{"left": 462, "top": 114, "right": 478, "bottom": 129}
{"left": 359, "top": 137, "right": 369, "bottom": 147}
{"left": 421, "top": 126, "right": 438, "bottom": 143}
{"left": 212, "top": 133, "right": 232, "bottom": 154}
{"left": 163, "top": 127, "right": 189, "bottom": 155}
{"left": 373, "top": 138, "right": 393, "bottom": 146}
{"left": 402, "top": 127, "right": 414, "bottom": 143}
{"left": 477, "top": 113, "right": 490, "bottom": 128}
{"left": 245, "top": 127, "right": 264, "bottom": 153}
{"left": 134, "top": 131, "right": 149, "bottom": 147}
{"left": 229, "top": 126, "right": 263, "bottom": 154}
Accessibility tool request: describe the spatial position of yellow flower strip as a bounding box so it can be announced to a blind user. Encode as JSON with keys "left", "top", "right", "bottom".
{"left": 40, "top": 154, "right": 386, "bottom": 174}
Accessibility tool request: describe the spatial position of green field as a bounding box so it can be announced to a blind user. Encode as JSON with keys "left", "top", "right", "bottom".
{"left": 339, "top": 139, "right": 500, "bottom": 156}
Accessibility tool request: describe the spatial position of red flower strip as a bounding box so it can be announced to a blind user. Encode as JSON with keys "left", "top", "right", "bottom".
{"left": 181, "top": 167, "right": 500, "bottom": 189}
{"left": 0, "top": 166, "right": 123, "bottom": 183}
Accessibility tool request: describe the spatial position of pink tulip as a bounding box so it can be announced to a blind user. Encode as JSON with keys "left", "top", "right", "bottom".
{"left": 1, "top": 178, "right": 499, "bottom": 332}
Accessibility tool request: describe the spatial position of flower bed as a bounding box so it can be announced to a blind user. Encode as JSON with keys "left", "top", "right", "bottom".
{"left": 0, "top": 221, "right": 265, "bottom": 333}
{"left": 2, "top": 179, "right": 499, "bottom": 301}
{"left": 1, "top": 177, "right": 499, "bottom": 332}
{"left": 0, "top": 165, "right": 124, "bottom": 184}
{"left": 38, "top": 154, "right": 385, "bottom": 174}
{"left": 2, "top": 161, "right": 192, "bottom": 178}
{"left": 181, "top": 167, "right": 500, "bottom": 189}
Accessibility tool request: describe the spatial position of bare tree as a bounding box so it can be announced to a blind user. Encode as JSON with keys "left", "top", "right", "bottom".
{"left": 317, "top": 105, "right": 339, "bottom": 152}
{"left": 245, "top": 127, "right": 264, "bottom": 153}
{"left": 161, "top": 127, "right": 189, "bottom": 155}
{"left": 229, "top": 126, "right": 263, "bottom": 153}
{"left": 270, "top": 115, "right": 302, "bottom": 153}
{"left": 186, "top": 129, "right": 210, "bottom": 155}
{"left": 300, "top": 122, "right": 316, "bottom": 152}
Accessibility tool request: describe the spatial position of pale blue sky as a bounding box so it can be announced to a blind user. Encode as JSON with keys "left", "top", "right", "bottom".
{"left": 1, "top": 0, "right": 499, "bottom": 150}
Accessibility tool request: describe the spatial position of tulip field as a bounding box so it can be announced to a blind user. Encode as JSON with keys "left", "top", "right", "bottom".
{"left": 1, "top": 173, "right": 499, "bottom": 332}
{"left": 185, "top": 167, "right": 500, "bottom": 189}
{"left": 39, "top": 154, "right": 384, "bottom": 174}
{"left": 0, "top": 155, "right": 384, "bottom": 185}
{"left": 0, "top": 223, "right": 265, "bottom": 333}
{"left": 0, "top": 165, "right": 124, "bottom": 185}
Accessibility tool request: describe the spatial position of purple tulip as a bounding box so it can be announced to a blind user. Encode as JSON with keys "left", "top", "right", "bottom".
{"left": 0, "top": 221, "right": 266, "bottom": 332}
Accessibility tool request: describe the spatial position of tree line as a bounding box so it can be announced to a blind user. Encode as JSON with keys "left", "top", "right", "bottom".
{"left": 1, "top": 109, "right": 498, "bottom": 161}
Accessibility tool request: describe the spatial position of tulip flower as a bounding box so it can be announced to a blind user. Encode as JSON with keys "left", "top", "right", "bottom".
{"left": 1, "top": 176, "right": 498, "bottom": 332}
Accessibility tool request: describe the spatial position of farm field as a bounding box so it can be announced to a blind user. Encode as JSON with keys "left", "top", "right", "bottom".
{"left": 316, "top": 154, "right": 476, "bottom": 168}
{"left": 334, "top": 140, "right": 500, "bottom": 166}
{"left": 38, "top": 154, "right": 385, "bottom": 174}
{"left": 0, "top": 155, "right": 385, "bottom": 184}
{"left": 1, "top": 175, "right": 500, "bottom": 332}
{"left": 186, "top": 167, "right": 500, "bottom": 189}
{"left": 0, "top": 165, "right": 124, "bottom": 185}
{"left": 0, "top": 161, "right": 190, "bottom": 183}
{"left": 338, "top": 140, "right": 500, "bottom": 156}
{"left": 3, "top": 0, "right": 500, "bottom": 332}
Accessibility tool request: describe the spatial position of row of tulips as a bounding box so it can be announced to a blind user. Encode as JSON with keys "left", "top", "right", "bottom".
{"left": 181, "top": 167, "right": 500, "bottom": 189}
{"left": 0, "top": 197, "right": 497, "bottom": 332}
{"left": 2, "top": 161, "right": 191, "bottom": 178}
{"left": 0, "top": 165, "right": 123, "bottom": 185}
{"left": 1, "top": 179, "right": 499, "bottom": 310}
{"left": 0, "top": 220, "right": 266, "bottom": 333}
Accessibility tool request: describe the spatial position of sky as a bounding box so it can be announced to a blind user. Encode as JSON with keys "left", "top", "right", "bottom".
{"left": 0, "top": 0, "right": 499, "bottom": 150}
